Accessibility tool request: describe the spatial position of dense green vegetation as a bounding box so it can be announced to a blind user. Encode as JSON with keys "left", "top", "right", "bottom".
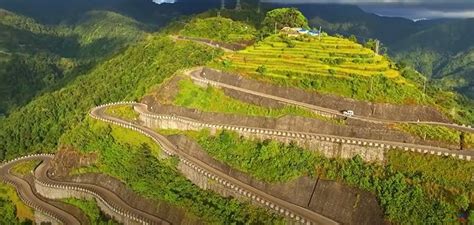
{"left": 195, "top": 129, "right": 316, "bottom": 182}
{"left": 1, "top": 4, "right": 473, "bottom": 224}
{"left": 261, "top": 8, "right": 309, "bottom": 34}
{"left": 174, "top": 78, "right": 339, "bottom": 123}
{"left": 0, "top": 183, "right": 33, "bottom": 224}
{"left": 61, "top": 119, "right": 283, "bottom": 224}
{"left": 0, "top": 35, "right": 221, "bottom": 161}
{"left": 62, "top": 198, "right": 118, "bottom": 225}
{"left": 180, "top": 17, "right": 256, "bottom": 43}
{"left": 0, "top": 9, "right": 148, "bottom": 115}
{"left": 11, "top": 160, "right": 41, "bottom": 176}
{"left": 395, "top": 123, "right": 474, "bottom": 149}
{"left": 159, "top": 128, "right": 474, "bottom": 225}
{"left": 386, "top": 150, "right": 473, "bottom": 202}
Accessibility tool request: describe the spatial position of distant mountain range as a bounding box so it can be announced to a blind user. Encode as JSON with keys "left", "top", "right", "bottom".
{"left": 0, "top": 0, "right": 472, "bottom": 99}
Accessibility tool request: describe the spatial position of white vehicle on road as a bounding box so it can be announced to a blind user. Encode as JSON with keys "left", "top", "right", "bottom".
{"left": 342, "top": 110, "right": 354, "bottom": 117}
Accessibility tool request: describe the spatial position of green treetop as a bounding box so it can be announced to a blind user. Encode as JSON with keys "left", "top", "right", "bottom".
{"left": 262, "top": 8, "right": 309, "bottom": 33}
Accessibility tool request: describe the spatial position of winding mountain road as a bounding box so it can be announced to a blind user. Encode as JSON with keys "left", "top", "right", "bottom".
{"left": 1, "top": 154, "right": 171, "bottom": 225}
{"left": 91, "top": 104, "right": 340, "bottom": 225}
{"left": 2, "top": 35, "right": 471, "bottom": 225}
{"left": 0, "top": 155, "right": 81, "bottom": 225}
{"left": 171, "top": 35, "right": 473, "bottom": 132}
{"left": 188, "top": 67, "right": 474, "bottom": 133}
{"left": 132, "top": 102, "right": 474, "bottom": 159}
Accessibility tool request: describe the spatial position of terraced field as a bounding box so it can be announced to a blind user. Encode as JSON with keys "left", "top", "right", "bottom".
{"left": 221, "top": 35, "right": 399, "bottom": 78}
{"left": 210, "top": 34, "right": 427, "bottom": 104}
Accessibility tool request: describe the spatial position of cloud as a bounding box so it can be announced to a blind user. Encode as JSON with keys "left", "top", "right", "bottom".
{"left": 262, "top": 0, "right": 473, "bottom": 3}
{"left": 152, "top": 0, "right": 177, "bottom": 4}
{"left": 359, "top": 3, "right": 474, "bottom": 19}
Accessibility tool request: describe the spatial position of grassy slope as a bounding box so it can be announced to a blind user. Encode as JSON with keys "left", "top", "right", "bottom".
{"left": 11, "top": 160, "right": 41, "bottom": 176}
{"left": 104, "top": 105, "right": 139, "bottom": 121}
{"left": 174, "top": 78, "right": 340, "bottom": 123}
{"left": 61, "top": 118, "right": 283, "bottom": 224}
{"left": 395, "top": 123, "right": 474, "bottom": 149}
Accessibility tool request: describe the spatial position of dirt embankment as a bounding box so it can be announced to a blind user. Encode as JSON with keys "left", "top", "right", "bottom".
{"left": 49, "top": 147, "right": 205, "bottom": 225}
{"left": 168, "top": 134, "right": 386, "bottom": 225}
{"left": 201, "top": 67, "right": 450, "bottom": 123}
{"left": 49, "top": 146, "right": 97, "bottom": 178}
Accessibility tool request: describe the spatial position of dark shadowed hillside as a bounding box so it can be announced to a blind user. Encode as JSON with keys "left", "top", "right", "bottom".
{"left": 0, "top": 0, "right": 220, "bottom": 25}
{"left": 0, "top": 9, "right": 147, "bottom": 115}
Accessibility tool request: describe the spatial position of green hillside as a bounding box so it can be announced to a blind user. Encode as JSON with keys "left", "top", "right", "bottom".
{"left": 0, "top": 9, "right": 147, "bottom": 115}
{"left": 433, "top": 48, "right": 474, "bottom": 99}
{"left": 1, "top": 5, "right": 474, "bottom": 225}
{"left": 0, "top": 34, "right": 221, "bottom": 160}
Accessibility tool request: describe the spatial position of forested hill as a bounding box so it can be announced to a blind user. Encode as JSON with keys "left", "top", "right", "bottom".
{"left": 392, "top": 19, "right": 474, "bottom": 99}
{"left": 0, "top": 0, "right": 220, "bottom": 25}
{"left": 276, "top": 4, "right": 426, "bottom": 45}
{"left": 0, "top": 9, "right": 147, "bottom": 115}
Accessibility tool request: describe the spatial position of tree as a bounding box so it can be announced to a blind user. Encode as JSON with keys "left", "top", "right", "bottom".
{"left": 365, "top": 39, "right": 377, "bottom": 51}
{"left": 349, "top": 35, "right": 358, "bottom": 43}
{"left": 261, "top": 8, "right": 309, "bottom": 34}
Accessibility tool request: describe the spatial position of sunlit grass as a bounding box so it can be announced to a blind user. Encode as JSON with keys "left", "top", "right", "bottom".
{"left": 209, "top": 34, "right": 429, "bottom": 104}
{"left": 394, "top": 123, "right": 474, "bottom": 149}
{"left": 11, "top": 160, "right": 41, "bottom": 176}
{"left": 174, "top": 78, "right": 342, "bottom": 123}
{"left": 104, "top": 105, "right": 139, "bottom": 121}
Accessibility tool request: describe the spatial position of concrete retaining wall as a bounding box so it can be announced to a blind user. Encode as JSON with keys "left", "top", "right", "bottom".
{"left": 65, "top": 173, "right": 205, "bottom": 225}
{"left": 141, "top": 113, "right": 384, "bottom": 162}
{"left": 35, "top": 211, "right": 59, "bottom": 225}
{"left": 34, "top": 180, "right": 143, "bottom": 225}
{"left": 168, "top": 134, "right": 385, "bottom": 225}
{"left": 137, "top": 106, "right": 471, "bottom": 162}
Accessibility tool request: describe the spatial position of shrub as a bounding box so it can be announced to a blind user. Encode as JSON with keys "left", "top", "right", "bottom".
{"left": 256, "top": 65, "right": 267, "bottom": 75}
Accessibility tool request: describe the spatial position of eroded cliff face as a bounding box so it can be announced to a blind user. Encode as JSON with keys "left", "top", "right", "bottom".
{"left": 49, "top": 146, "right": 97, "bottom": 178}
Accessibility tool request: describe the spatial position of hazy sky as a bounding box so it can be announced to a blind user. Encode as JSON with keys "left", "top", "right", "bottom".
{"left": 262, "top": 0, "right": 474, "bottom": 19}
{"left": 262, "top": 0, "right": 472, "bottom": 3}
{"left": 151, "top": 0, "right": 474, "bottom": 19}
{"left": 152, "top": 0, "right": 176, "bottom": 4}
